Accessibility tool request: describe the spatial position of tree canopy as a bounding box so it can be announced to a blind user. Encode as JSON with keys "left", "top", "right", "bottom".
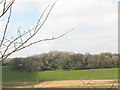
{"left": 8, "top": 51, "right": 118, "bottom": 72}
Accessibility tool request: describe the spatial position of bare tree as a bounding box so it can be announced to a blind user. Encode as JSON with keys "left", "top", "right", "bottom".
{"left": 0, "top": 0, "right": 73, "bottom": 61}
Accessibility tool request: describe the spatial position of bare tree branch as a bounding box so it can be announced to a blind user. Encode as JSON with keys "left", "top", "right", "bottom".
{"left": 0, "top": 6, "right": 12, "bottom": 47}
{"left": 107, "top": 79, "right": 117, "bottom": 90}
{"left": 0, "top": 0, "right": 4, "bottom": 4}
{"left": 0, "top": 0, "right": 15, "bottom": 18}
{"left": 1, "top": 4, "right": 51, "bottom": 55}
{"left": 1, "top": 28, "right": 74, "bottom": 61}
{"left": 3, "top": 0, "right": 6, "bottom": 13}
{"left": 15, "top": 28, "right": 74, "bottom": 52}
{"left": 0, "top": 0, "right": 74, "bottom": 61}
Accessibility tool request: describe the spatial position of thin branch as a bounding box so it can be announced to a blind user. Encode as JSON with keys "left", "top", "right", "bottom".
{"left": 16, "top": 28, "right": 74, "bottom": 52}
{"left": 1, "top": 28, "right": 74, "bottom": 61}
{"left": 2, "top": 4, "right": 50, "bottom": 55}
{"left": 0, "top": 6, "right": 12, "bottom": 47}
{"left": 3, "top": 0, "right": 6, "bottom": 13}
{"left": 4, "top": 38, "right": 11, "bottom": 43}
{"left": 0, "top": 0, "right": 15, "bottom": 18}
{"left": 0, "top": 0, "right": 4, "bottom": 4}
{"left": 0, "top": 0, "right": 59, "bottom": 61}
{"left": 2, "top": 0, "right": 57, "bottom": 59}
{"left": 88, "top": 82, "right": 96, "bottom": 89}
{"left": 107, "top": 79, "right": 117, "bottom": 90}
{"left": 80, "top": 79, "right": 87, "bottom": 87}
{"left": 34, "top": 4, "right": 50, "bottom": 33}
{"left": 17, "top": 27, "right": 24, "bottom": 44}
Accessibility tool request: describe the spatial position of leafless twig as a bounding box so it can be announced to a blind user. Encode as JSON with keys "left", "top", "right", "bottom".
{"left": 0, "top": 0, "right": 15, "bottom": 17}
{"left": 107, "top": 79, "right": 117, "bottom": 90}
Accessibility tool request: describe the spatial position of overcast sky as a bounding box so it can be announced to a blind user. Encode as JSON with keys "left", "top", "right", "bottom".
{"left": 0, "top": 0, "right": 118, "bottom": 57}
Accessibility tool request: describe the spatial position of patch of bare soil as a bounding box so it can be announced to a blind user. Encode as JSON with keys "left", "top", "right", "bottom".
{"left": 34, "top": 79, "right": 119, "bottom": 88}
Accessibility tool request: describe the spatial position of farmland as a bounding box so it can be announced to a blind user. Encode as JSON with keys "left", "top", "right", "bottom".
{"left": 2, "top": 66, "right": 118, "bottom": 88}
{"left": 2, "top": 66, "right": 118, "bottom": 82}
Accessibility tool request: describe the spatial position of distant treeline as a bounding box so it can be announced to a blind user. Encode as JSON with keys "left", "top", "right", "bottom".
{"left": 9, "top": 51, "right": 118, "bottom": 72}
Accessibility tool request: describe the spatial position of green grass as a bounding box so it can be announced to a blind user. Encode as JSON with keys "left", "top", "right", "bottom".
{"left": 2, "top": 66, "right": 118, "bottom": 82}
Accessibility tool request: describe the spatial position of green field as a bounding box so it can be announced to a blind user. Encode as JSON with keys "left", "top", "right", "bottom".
{"left": 2, "top": 66, "right": 118, "bottom": 82}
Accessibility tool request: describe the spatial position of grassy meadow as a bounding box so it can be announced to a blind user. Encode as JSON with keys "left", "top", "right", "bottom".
{"left": 2, "top": 66, "right": 118, "bottom": 82}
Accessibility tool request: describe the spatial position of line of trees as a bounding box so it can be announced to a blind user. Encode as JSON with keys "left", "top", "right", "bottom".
{"left": 9, "top": 51, "right": 118, "bottom": 72}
